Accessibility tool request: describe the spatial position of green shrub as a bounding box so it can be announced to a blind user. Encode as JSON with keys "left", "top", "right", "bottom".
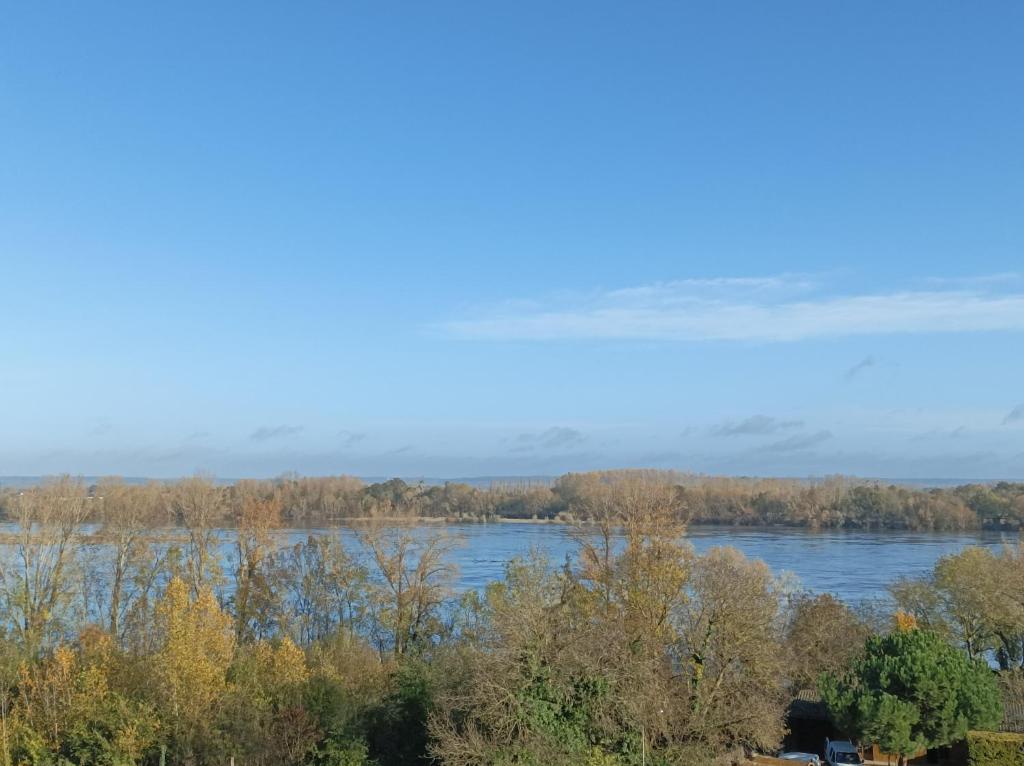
{"left": 311, "top": 737, "right": 376, "bottom": 766}
{"left": 967, "top": 730, "right": 1024, "bottom": 766}
{"left": 821, "top": 629, "right": 1003, "bottom": 759}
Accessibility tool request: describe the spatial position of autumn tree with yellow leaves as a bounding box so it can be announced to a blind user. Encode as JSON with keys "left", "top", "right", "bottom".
{"left": 150, "top": 577, "right": 234, "bottom": 763}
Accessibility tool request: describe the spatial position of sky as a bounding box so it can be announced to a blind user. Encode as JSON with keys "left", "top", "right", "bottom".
{"left": 2, "top": 2, "right": 1023, "bottom": 480}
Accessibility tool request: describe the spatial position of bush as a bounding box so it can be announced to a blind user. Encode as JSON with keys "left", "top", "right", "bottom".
{"left": 365, "top": 659, "right": 437, "bottom": 766}
{"left": 312, "top": 737, "right": 375, "bottom": 766}
{"left": 967, "top": 730, "right": 1024, "bottom": 766}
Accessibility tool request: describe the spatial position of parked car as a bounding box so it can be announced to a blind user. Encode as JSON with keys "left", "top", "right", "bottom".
{"left": 824, "top": 738, "right": 863, "bottom": 765}
{"left": 778, "top": 751, "right": 821, "bottom": 765}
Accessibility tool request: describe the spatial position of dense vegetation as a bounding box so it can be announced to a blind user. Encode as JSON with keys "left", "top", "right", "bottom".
{"left": 0, "top": 476, "right": 1019, "bottom": 765}
{"left": 891, "top": 545, "right": 1024, "bottom": 670}
{"left": 966, "top": 731, "right": 1024, "bottom": 766}
{"left": 3, "top": 470, "right": 1022, "bottom": 531}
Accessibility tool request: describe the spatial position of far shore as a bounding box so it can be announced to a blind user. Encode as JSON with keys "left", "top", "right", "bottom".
{"left": 278, "top": 515, "right": 1011, "bottom": 533}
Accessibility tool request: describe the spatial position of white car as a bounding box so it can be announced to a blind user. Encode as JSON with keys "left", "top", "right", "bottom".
{"left": 824, "top": 738, "right": 863, "bottom": 766}
{"left": 778, "top": 752, "right": 821, "bottom": 766}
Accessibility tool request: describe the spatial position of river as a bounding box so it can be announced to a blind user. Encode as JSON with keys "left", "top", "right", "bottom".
{"left": 279, "top": 522, "right": 1019, "bottom": 604}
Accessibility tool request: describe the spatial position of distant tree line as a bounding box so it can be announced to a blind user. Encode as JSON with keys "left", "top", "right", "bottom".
{"left": 4, "top": 470, "right": 1021, "bottom": 531}
{"left": 0, "top": 476, "right": 1017, "bottom": 764}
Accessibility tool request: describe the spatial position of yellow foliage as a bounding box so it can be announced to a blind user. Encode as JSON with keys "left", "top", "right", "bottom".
{"left": 894, "top": 610, "right": 919, "bottom": 632}
{"left": 269, "top": 638, "right": 309, "bottom": 689}
{"left": 244, "top": 637, "right": 309, "bottom": 696}
{"left": 16, "top": 646, "right": 79, "bottom": 749}
{"left": 152, "top": 577, "right": 234, "bottom": 740}
{"left": 13, "top": 642, "right": 125, "bottom": 754}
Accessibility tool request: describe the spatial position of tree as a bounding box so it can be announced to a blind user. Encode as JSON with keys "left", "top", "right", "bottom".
{"left": 170, "top": 476, "right": 226, "bottom": 600}
{"left": 891, "top": 546, "right": 1024, "bottom": 669}
{"left": 220, "top": 638, "right": 317, "bottom": 766}
{"left": 934, "top": 548, "right": 1003, "bottom": 661}
{"left": 784, "top": 593, "right": 872, "bottom": 691}
{"left": 431, "top": 543, "right": 789, "bottom": 766}
{"left": 979, "top": 545, "right": 1024, "bottom": 669}
{"left": 11, "top": 635, "right": 160, "bottom": 765}
{"left": 273, "top": 534, "right": 369, "bottom": 645}
{"left": 230, "top": 487, "right": 282, "bottom": 642}
{"left": 360, "top": 523, "right": 459, "bottom": 655}
{"left": 305, "top": 633, "right": 391, "bottom": 764}
{"left": 150, "top": 577, "right": 234, "bottom": 762}
{"left": 0, "top": 477, "right": 89, "bottom": 654}
{"left": 429, "top": 554, "right": 637, "bottom": 766}
{"left": 570, "top": 477, "right": 689, "bottom": 636}
{"left": 92, "top": 479, "right": 166, "bottom": 644}
{"left": 821, "top": 628, "right": 1002, "bottom": 765}
{"left": 889, "top": 576, "right": 948, "bottom": 636}
{"left": 678, "top": 547, "right": 788, "bottom": 755}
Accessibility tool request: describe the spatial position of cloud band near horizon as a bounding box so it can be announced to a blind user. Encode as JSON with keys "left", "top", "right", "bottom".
{"left": 439, "top": 277, "right": 1024, "bottom": 342}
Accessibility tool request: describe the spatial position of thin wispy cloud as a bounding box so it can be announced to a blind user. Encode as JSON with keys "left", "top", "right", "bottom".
{"left": 338, "top": 430, "right": 368, "bottom": 447}
{"left": 1004, "top": 405, "right": 1024, "bottom": 426}
{"left": 249, "top": 425, "right": 304, "bottom": 442}
{"left": 711, "top": 415, "right": 804, "bottom": 437}
{"left": 605, "top": 275, "right": 816, "bottom": 303}
{"left": 911, "top": 426, "right": 967, "bottom": 442}
{"left": 515, "top": 426, "right": 586, "bottom": 451}
{"left": 758, "top": 430, "right": 833, "bottom": 453}
{"left": 439, "top": 276, "right": 1024, "bottom": 342}
{"left": 844, "top": 355, "right": 876, "bottom": 381}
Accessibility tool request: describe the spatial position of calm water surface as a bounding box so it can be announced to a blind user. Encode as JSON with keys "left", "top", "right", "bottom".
{"left": 284, "top": 523, "right": 1018, "bottom": 604}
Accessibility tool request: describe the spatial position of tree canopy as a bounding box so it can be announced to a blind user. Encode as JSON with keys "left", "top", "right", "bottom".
{"left": 821, "top": 628, "right": 1003, "bottom": 764}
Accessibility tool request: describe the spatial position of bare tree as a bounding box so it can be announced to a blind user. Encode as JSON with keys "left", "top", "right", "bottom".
{"left": 88, "top": 479, "right": 168, "bottom": 644}
{"left": 571, "top": 478, "right": 690, "bottom": 639}
{"left": 784, "top": 592, "right": 872, "bottom": 691}
{"left": 230, "top": 484, "right": 282, "bottom": 641}
{"left": 360, "top": 521, "right": 459, "bottom": 655}
{"left": 677, "top": 547, "right": 788, "bottom": 754}
{"left": 170, "top": 476, "right": 225, "bottom": 599}
{"left": 272, "top": 534, "right": 369, "bottom": 645}
{"left": 0, "top": 477, "right": 89, "bottom": 653}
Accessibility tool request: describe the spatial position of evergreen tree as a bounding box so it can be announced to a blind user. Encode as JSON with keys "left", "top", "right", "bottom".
{"left": 821, "top": 628, "right": 1002, "bottom": 765}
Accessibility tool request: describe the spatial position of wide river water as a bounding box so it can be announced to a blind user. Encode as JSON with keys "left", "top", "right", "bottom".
{"left": 282, "top": 523, "right": 1020, "bottom": 604}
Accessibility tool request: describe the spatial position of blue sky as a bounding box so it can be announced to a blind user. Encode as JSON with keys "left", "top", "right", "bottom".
{"left": 2, "top": 2, "right": 1023, "bottom": 479}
